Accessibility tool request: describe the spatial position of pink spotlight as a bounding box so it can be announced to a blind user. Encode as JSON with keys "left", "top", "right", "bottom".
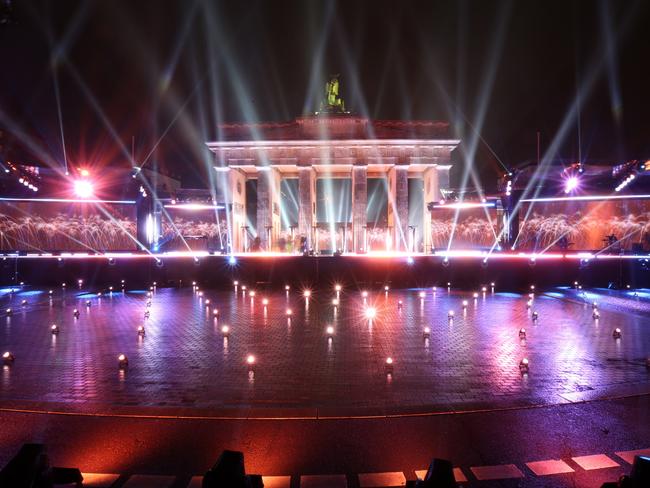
{"left": 74, "top": 180, "right": 94, "bottom": 199}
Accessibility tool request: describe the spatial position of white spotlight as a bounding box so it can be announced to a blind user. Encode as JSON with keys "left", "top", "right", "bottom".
{"left": 51, "top": 324, "right": 59, "bottom": 335}
{"left": 365, "top": 307, "right": 377, "bottom": 320}
{"left": 613, "top": 328, "right": 622, "bottom": 339}
{"left": 137, "top": 325, "right": 145, "bottom": 336}
{"left": 221, "top": 325, "right": 230, "bottom": 336}
{"left": 519, "top": 358, "right": 529, "bottom": 374}
{"left": 118, "top": 354, "right": 128, "bottom": 369}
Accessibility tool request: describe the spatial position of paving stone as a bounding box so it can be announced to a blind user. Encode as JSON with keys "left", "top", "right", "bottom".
{"left": 470, "top": 464, "right": 524, "bottom": 480}
{"left": 415, "top": 467, "right": 467, "bottom": 482}
{"left": 526, "top": 459, "right": 575, "bottom": 476}
{"left": 615, "top": 448, "right": 650, "bottom": 465}
{"left": 572, "top": 454, "right": 620, "bottom": 470}
{"left": 80, "top": 473, "right": 120, "bottom": 487}
{"left": 358, "top": 471, "right": 406, "bottom": 486}
{"left": 262, "top": 475, "right": 291, "bottom": 488}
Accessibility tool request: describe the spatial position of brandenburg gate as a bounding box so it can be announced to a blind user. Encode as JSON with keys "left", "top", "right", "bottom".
{"left": 207, "top": 79, "right": 459, "bottom": 254}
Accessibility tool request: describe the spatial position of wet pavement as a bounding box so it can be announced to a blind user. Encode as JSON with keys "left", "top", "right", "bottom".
{"left": 1, "top": 283, "right": 649, "bottom": 416}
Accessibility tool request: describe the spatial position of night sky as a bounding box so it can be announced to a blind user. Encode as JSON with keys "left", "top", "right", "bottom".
{"left": 1, "top": 0, "right": 649, "bottom": 188}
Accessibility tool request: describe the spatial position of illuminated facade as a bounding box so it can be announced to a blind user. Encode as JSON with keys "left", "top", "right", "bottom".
{"left": 207, "top": 115, "right": 459, "bottom": 253}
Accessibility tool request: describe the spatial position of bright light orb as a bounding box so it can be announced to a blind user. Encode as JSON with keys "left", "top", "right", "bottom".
{"left": 335, "top": 284, "right": 342, "bottom": 292}
{"left": 262, "top": 298, "right": 269, "bottom": 306}
{"left": 303, "top": 290, "right": 311, "bottom": 298}
{"left": 137, "top": 325, "right": 145, "bottom": 336}
{"left": 613, "top": 328, "right": 622, "bottom": 338}
{"left": 246, "top": 354, "right": 255, "bottom": 365}
{"left": 285, "top": 285, "right": 290, "bottom": 291}
{"left": 249, "top": 291, "right": 256, "bottom": 297}
{"left": 386, "top": 357, "right": 393, "bottom": 365}
{"left": 286, "top": 308, "right": 292, "bottom": 316}
{"left": 448, "top": 310, "right": 455, "bottom": 319}
{"left": 326, "top": 326, "right": 334, "bottom": 336}
{"left": 332, "top": 299, "right": 339, "bottom": 306}
{"left": 564, "top": 176, "right": 579, "bottom": 193}
{"left": 51, "top": 324, "right": 59, "bottom": 334}
{"left": 221, "top": 325, "right": 229, "bottom": 335}
{"left": 361, "top": 290, "right": 368, "bottom": 298}
{"left": 73, "top": 179, "right": 94, "bottom": 198}
{"left": 419, "top": 291, "right": 426, "bottom": 298}
{"left": 462, "top": 300, "right": 468, "bottom": 308}
{"left": 384, "top": 285, "right": 389, "bottom": 291}
{"left": 365, "top": 307, "right": 377, "bottom": 320}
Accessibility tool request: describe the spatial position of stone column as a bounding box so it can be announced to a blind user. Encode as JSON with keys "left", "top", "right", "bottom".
{"left": 351, "top": 165, "right": 368, "bottom": 253}
{"left": 423, "top": 166, "right": 439, "bottom": 253}
{"left": 389, "top": 166, "right": 409, "bottom": 252}
{"left": 298, "top": 166, "right": 315, "bottom": 250}
{"left": 215, "top": 167, "right": 246, "bottom": 253}
{"left": 256, "top": 167, "right": 280, "bottom": 251}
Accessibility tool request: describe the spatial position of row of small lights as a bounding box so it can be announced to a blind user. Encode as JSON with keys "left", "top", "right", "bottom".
{"left": 3, "top": 280, "right": 648, "bottom": 374}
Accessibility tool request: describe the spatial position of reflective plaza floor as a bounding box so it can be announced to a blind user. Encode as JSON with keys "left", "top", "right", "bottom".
{"left": 1, "top": 283, "right": 649, "bottom": 417}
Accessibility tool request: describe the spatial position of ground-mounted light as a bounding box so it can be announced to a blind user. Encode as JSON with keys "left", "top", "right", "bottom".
{"left": 21, "top": 299, "right": 27, "bottom": 306}
{"left": 221, "top": 325, "right": 230, "bottom": 336}
{"left": 248, "top": 291, "right": 256, "bottom": 298}
{"left": 385, "top": 357, "right": 394, "bottom": 373}
{"left": 530, "top": 285, "right": 535, "bottom": 291}
{"left": 384, "top": 285, "right": 389, "bottom": 292}
{"left": 448, "top": 310, "right": 455, "bottom": 320}
{"left": 3, "top": 352, "right": 15, "bottom": 365}
{"left": 519, "top": 328, "right": 526, "bottom": 339}
{"left": 481, "top": 286, "right": 487, "bottom": 293}
{"left": 361, "top": 290, "right": 369, "bottom": 298}
{"left": 365, "top": 307, "right": 377, "bottom": 320}
{"left": 593, "top": 310, "right": 600, "bottom": 320}
{"left": 246, "top": 354, "right": 255, "bottom": 369}
{"left": 73, "top": 309, "right": 80, "bottom": 318}
{"left": 303, "top": 290, "right": 311, "bottom": 298}
{"left": 233, "top": 280, "right": 239, "bottom": 286}
{"left": 109, "top": 286, "right": 113, "bottom": 292}
{"left": 326, "top": 326, "right": 334, "bottom": 337}
{"left": 62, "top": 283, "right": 66, "bottom": 288}
{"left": 118, "top": 354, "right": 128, "bottom": 369}
{"left": 149, "top": 286, "right": 154, "bottom": 292}
{"left": 532, "top": 311, "right": 538, "bottom": 321}
{"left": 472, "top": 293, "right": 478, "bottom": 299}
{"left": 490, "top": 282, "right": 495, "bottom": 289}
{"left": 137, "top": 325, "right": 145, "bottom": 336}
{"left": 213, "top": 308, "right": 219, "bottom": 316}
{"left": 85, "top": 300, "right": 91, "bottom": 307}
{"left": 262, "top": 298, "right": 269, "bottom": 306}
{"left": 205, "top": 299, "right": 211, "bottom": 305}
{"left": 48, "top": 290, "right": 53, "bottom": 295}
{"left": 335, "top": 284, "right": 342, "bottom": 292}
{"left": 419, "top": 291, "right": 426, "bottom": 298}
{"left": 241, "top": 286, "right": 246, "bottom": 291}
{"left": 462, "top": 300, "right": 468, "bottom": 309}
{"left": 146, "top": 291, "right": 152, "bottom": 298}
{"left": 447, "top": 282, "right": 451, "bottom": 289}
{"left": 78, "top": 279, "right": 83, "bottom": 286}
{"left": 198, "top": 291, "right": 204, "bottom": 297}
{"left": 332, "top": 298, "right": 339, "bottom": 306}
{"left": 286, "top": 308, "right": 292, "bottom": 316}
{"left": 51, "top": 324, "right": 59, "bottom": 335}
{"left": 519, "top": 358, "right": 529, "bottom": 374}
{"left": 526, "top": 300, "right": 532, "bottom": 309}
{"left": 285, "top": 285, "right": 290, "bottom": 291}
{"left": 5, "top": 308, "right": 11, "bottom": 315}
{"left": 192, "top": 281, "right": 197, "bottom": 286}
{"left": 528, "top": 293, "right": 534, "bottom": 299}
{"left": 592, "top": 302, "right": 598, "bottom": 309}
{"left": 613, "top": 328, "right": 622, "bottom": 339}
{"left": 423, "top": 326, "right": 431, "bottom": 338}
{"left": 397, "top": 300, "right": 403, "bottom": 309}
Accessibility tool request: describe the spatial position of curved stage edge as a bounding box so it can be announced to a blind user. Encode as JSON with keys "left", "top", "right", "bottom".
{"left": 2, "top": 253, "right": 649, "bottom": 289}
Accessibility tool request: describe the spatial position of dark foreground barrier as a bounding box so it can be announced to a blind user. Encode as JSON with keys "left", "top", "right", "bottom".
{"left": 2, "top": 254, "right": 650, "bottom": 290}
{"left": 0, "top": 443, "right": 82, "bottom": 488}
{"left": 601, "top": 455, "right": 650, "bottom": 488}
